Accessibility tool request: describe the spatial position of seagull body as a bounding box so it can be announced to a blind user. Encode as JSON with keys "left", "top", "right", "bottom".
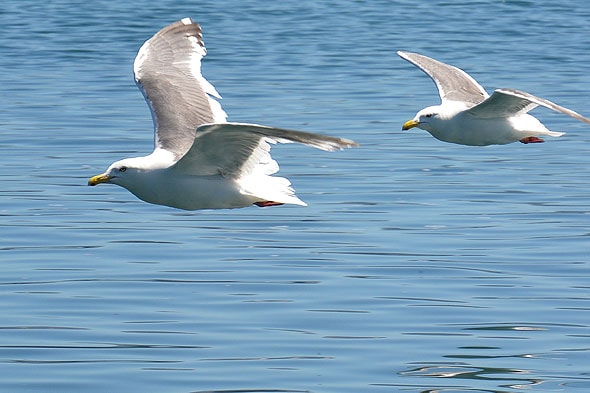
{"left": 398, "top": 51, "right": 590, "bottom": 146}
{"left": 88, "top": 18, "right": 357, "bottom": 210}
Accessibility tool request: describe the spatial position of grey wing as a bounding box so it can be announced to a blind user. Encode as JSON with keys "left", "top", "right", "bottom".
{"left": 467, "top": 88, "right": 590, "bottom": 123}
{"left": 133, "top": 18, "right": 227, "bottom": 160}
{"left": 171, "top": 123, "right": 359, "bottom": 177}
{"left": 397, "top": 51, "right": 488, "bottom": 105}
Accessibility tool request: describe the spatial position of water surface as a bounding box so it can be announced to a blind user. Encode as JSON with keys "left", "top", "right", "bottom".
{"left": 1, "top": 1, "right": 590, "bottom": 392}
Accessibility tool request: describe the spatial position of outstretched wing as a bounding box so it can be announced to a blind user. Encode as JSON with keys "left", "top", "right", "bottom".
{"left": 171, "top": 123, "right": 359, "bottom": 177}
{"left": 134, "top": 18, "right": 227, "bottom": 160}
{"left": 467, "top": 88, "right": 590, "bottom": 122}
{"left": 398, "top": 51, "right": 488, "bottom": 105}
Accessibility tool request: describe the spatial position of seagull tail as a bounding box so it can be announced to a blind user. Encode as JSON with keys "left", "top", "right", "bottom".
{"left": 543, "top": 130, "right": 565, "bottom": 138}
{"left": 238, "top": 175, "right": 307, "bottom": 207}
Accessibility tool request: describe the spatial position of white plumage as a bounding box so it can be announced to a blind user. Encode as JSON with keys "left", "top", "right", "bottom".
{"left": 89, "top": 18, "right": 358, "bottom": 210}
{"left": 398, "top": 51, "right": 590, "bottom": 146}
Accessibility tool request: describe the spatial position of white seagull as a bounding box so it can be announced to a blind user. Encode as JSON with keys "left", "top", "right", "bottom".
{"left": 88, "top": 18, "right": 358, "bottom": 210}
{"left": 398, "top": 50, "right": 590, "bottom": 146}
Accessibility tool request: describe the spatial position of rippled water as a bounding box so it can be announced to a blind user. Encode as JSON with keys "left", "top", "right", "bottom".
{"left": 1, "top": 1, "right": 590, "bottom": 392}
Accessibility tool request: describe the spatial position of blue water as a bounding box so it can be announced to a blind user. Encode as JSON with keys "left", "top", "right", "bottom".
{"left": 1, "top": 1, "right": 590, "bottom": 392}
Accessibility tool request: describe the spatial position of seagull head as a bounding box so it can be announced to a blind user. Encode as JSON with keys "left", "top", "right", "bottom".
{"left": 88, "top": 158, "right": 141, "bottom": 187}
{"left": 402, "top": 105, "right": 441, "bottom": 132}
{"left": 88, "top": 150, "right": 176, "bottom": 187}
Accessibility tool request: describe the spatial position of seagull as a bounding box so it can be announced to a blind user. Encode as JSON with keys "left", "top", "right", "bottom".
{"left": 398, "top": 50, "right": 590, "bottom": 146}
{"left": 88, "top": 18, "right": 358, "bottom": 210}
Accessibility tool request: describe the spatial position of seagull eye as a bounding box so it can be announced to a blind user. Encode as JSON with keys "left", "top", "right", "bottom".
{"left": 425, "top": 113, "right": 433, "bottom": 118}
{"left": 118, "top": 166, "right": 127, "bottom": 173}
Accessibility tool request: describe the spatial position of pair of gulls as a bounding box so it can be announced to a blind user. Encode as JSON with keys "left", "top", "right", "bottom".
{"left": 89, "top": 18, "right": 590, "bottom": 210}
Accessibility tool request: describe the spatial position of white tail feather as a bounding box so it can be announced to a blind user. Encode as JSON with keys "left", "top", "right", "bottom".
{"left": 238, "top": 175, "right": 307, "bottom": 206}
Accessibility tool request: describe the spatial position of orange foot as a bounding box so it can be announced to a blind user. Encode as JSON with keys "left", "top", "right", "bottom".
{"left": 520, "top": 136, "right": 545, "bottom": 144}
{"left": 254, "top": 201, "right": 284, "bottom": 207}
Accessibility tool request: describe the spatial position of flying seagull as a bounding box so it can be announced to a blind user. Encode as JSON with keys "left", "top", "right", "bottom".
{"left": 88, "top": 18, "right": 358, "bottom": 210}
{"left": 398, "top": 50, "right": 590, "bottom": 146}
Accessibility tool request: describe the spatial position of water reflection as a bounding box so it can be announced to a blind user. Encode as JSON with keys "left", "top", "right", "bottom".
{"left": 401, "top": 362, "right": 544, "bottom": 392}
{"left": 396, "top": 321, "right": 590, "bottom": 392}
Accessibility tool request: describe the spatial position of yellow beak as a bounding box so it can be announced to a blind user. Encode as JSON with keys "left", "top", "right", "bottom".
{"left": 402, "top": 119, "right": 420, "bottom": 130}
{"left": 88, "top": 173, "right": 111, "bottom": 186}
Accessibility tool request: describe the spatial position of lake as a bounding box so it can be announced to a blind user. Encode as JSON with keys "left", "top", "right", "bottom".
{"left": 1, "top": 0, "right": 589, "bottom": 392}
